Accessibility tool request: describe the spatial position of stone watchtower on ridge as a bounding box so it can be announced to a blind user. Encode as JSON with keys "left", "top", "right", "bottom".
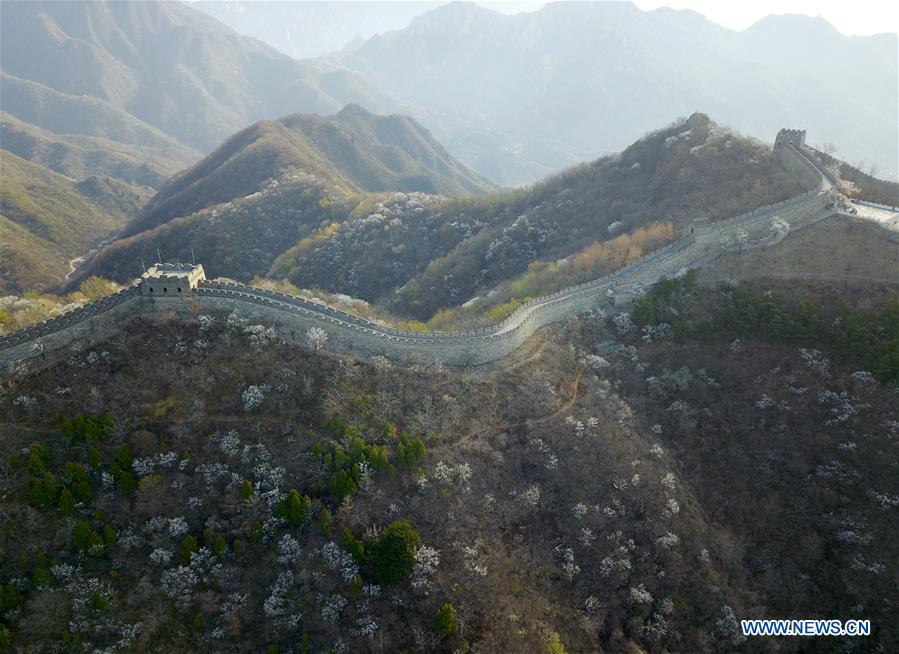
{"left": 775, "top": 128, "right": 806, "bottom": 149}
{"left": 139, "top": 262, "right": 206, "bottom": 296}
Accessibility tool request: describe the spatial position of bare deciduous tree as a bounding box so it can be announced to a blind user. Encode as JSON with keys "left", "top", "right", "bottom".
{"left": 306, "top": 326, "right": 328, "bottom": 353}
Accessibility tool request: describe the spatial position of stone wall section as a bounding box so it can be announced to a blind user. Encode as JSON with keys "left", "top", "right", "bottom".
{"left": 1, "top": 141, "right": 841, "bottom": 368}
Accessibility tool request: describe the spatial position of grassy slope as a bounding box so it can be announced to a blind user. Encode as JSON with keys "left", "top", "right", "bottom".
{"left": 0, "top": 151, "right": 146, "bottom": 293}
{"left": 699, "top": 214, "right": 899, "bottom": 289}
{"left": 0, "top": 111, "right": 196, "bottom": 190}
{"left": 0, "top": 73, "right": 193, "bottom": 154}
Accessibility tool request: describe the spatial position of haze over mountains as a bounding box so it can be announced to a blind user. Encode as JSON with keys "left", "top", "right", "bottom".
{"left": 1, "top": 0, "right": 896, "bottom": 294}
{"left": 0, "top": 0, "right": 395, "bottom": 291}
{"left": 2, "top": 4, "right": 899, "bottom": 652}
{"left": 338, "top": 1, "right": 897, "bottom": 184}
{"left": 192, "top": 1, "right": 446, "bottom": 59}
{"left": 0, "top": 1, "right": 395, "bottom": 154}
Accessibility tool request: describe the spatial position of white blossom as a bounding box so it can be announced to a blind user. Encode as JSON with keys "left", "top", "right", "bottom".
{"left": 321, "top": 594, "right": 347, "bottom": 623}
{"left": 410, "top": 545, "right": 440, "bottom": 594}
{"left": 306, "top": 326, "right": 329, "bottom": 352}
{"left": 629, "top": 583, "right": 653, "bottom": 604}
{"left": 241, "top": 384, "right": 270, "bottom": 412}
{"left": 160, "top": 566, "right": 199, "bottom": 609}
{"left": 168, "top": 517, "right": 189, "bottom": 539}
{"left": 150, "top": 548, "right": 173, "bottom": 565}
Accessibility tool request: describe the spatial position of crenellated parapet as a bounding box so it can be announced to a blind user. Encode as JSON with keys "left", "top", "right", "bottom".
{"left": 139, "top": 263, "right": 206, "bottom": 296}
{"left": 775, "top": 128, "right": 807, "bottom": 149}
{"left": 1, "top": 131, "right": 837, "bottom": 369}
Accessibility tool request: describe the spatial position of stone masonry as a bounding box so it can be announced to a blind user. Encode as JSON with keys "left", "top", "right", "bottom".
{"left": 0, "top": 135, "right": 840, "bottom": 369}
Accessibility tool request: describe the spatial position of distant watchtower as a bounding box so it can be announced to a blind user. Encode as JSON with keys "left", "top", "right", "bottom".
{"left": 775, "top": 128, "right": 806, "bottom": 149}
{"left": 139, "top": 263, "right": 206, "bottom": 297}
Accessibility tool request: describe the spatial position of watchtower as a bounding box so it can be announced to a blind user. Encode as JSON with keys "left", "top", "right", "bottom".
{"left": 775, "top": 129, "right": 806, "bottom": 149}
{"left": 139, "top": 263, "right": 206, "bottom": 297}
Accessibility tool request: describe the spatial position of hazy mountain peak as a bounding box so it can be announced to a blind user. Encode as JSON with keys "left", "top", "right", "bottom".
{"left": 342, "top": 1, "right": 897, "bottom": 183}
{"left": 746, "top": 12, "right": 843, "bottom": 38}
{"left": 335, "top": 102, "right": 374, "bottom": 119}
{"left": 683, "top": 112, "right": 713, "bottom": 129}
{"left": 405, "top": 0, "right": 504, "bottom": 33}
{"left": 0, "top": 0, "right": 397, "bottom": 152}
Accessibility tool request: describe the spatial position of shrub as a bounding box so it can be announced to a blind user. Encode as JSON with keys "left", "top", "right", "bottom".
{"left": 180, "top": 535, "right": 199, "bottom": 564}
{"left": 545, "top": 632, "right": 568, "bottom": 654}
{"left": 73, "top": 521, "right": 104, "bottom": 555}
{"left": 58, "top": 488, "right": 76, "bottom": 514}
{"left": 275, "top": 490, "right": 312, "bottom": 526}
{"left": 342, "top": 528, "right": 365, "bottom": 562}
{"left": 317, "top": 508, "right": 332, "bottom": 535}
{"left": 364, "top": 520, "right": 421, "bottom": 586}
{"left": 26, "top": 444, "right": 48, "bottom": 477}
{"left": 396, "top": 434, "right": 426, "bottom": 468}
{"left": 434, "top": 602, "right": 457, "bottom": 636}
{"left": 0, "top": 585, "right": 23, "bottom": 614}
{"left": 64, "top": 462, "right": 92, "bottom": 502}
{"left": 30, "top": 472, "right": 59, "bottom": 507}
{"left": 329, "top": 469, "right": 357, "bottom": 499}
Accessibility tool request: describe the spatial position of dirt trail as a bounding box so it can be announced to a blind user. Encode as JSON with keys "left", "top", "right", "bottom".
{"left": 531, "top": 368, "right": 584, "bottom": 425}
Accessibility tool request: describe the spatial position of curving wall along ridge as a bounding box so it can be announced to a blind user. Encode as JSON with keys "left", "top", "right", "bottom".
{"left": 0, "top": 141, "right": 836, "bottom": 368}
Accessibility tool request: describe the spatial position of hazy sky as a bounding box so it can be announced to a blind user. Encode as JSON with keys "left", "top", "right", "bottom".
{"left": 633, "top": 0, "right": 898, "bottom": 36}
{"left": 480, "top": 0, "right": 899, "bottom": 35}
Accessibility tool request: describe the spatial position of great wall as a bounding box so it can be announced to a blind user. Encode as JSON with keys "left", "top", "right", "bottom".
{"left": 0, "top": 132, "right": 866, "bottom": 368}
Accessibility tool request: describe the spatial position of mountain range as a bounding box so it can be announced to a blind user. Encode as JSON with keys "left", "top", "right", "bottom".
{"left": 0, "top": 0, "right": 398, "bottom": 292}
{"left": 191, "top": 1, "right": 445, "bottom": 59}
{"left": 338, "top": 1, "right": 897, "bottom": 184}
{"left": 0, "top": 1, "right": 394, "bottom": 154}
{"left": 68, "top": 113, "right": 833, "bottom": 327}
{"left": 1, "top": 0, "right": 897, "bottom": 296}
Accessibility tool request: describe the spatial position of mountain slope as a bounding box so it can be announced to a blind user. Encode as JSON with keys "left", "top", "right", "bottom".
{"left": 0, "top": 151, "right": 147, "bottom": 293}
{"left": 65, "top": 105, "right": 495, "bottom": 288}
{"left": 0, "top": 73, "right": 194, "bottom": 157}
{"left": 274, "top": 113, "right": 816, "bottom": 318}
{"left": 0, "top": 111, "right": 194, "bottom": 190}
{"left": 2, "top": 277, "right": 896, "bottom": 651}
{"left": 341, "top": 1, "right": 898, "bottom": 184}
{"left": 125, "top": 104, "right": 496, "bottom": 237}
{"left": 72, "top": 109, "right": 816, "bottom": 319}
{"left": 193, "top": 0, "right": 442, "bottom": 59}
{"left": 0, "top": 0, "right": 408, "bottom": 296}
{"left": 0, "top": 0, "right": 397, "bottom": 153}
{"left": 69, "top": 114, "right": 816, "bottom": 319}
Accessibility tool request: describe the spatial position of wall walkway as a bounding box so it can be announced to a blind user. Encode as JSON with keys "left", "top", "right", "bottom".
{"left": 0, "top": 142, "right": 841, "bottom": 368}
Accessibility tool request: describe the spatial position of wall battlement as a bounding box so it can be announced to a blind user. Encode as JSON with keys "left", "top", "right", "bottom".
{"left": 775, "top": 128, "right": 807, "bottom": 149}
{"left": 139, "top": 263, "right": 206, "bottom": 296}
{"left": 0, "top": 132, "right": 835, "bottom": 369}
